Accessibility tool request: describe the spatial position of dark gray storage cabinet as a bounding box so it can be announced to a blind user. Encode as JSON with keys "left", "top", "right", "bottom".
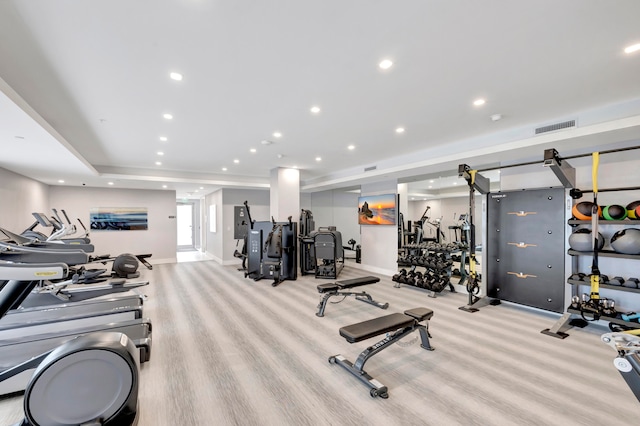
{"left": 486, "top": 188, "right": 566, "bottom": 312}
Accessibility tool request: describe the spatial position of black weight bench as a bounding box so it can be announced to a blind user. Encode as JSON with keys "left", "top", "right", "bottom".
{"left": 316, "top": 276, "right": 388, "bottom": 317}
{"left": 328, "top": 307, "right": 434, "bottom": 399}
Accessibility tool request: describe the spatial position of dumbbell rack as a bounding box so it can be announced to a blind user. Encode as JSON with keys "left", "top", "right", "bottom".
{"left": 394, "top": 243, "right": 458, "bottom": 298}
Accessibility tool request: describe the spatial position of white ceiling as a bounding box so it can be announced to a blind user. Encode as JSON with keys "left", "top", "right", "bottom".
{"left": 1, "top": 0, "right": 639, "bottom": 199}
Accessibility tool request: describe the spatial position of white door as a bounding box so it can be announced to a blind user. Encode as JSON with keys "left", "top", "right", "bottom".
{"left": 177, "top": 203, "right": 194, "bottom": 248}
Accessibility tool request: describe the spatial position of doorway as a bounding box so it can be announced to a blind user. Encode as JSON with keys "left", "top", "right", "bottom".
{"left": 177, "top": 202, "right": 196, "bottom": 251}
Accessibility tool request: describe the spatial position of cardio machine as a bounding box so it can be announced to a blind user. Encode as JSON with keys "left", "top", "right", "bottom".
{"left": 0, "top": 261, "right": 141, "bottom": 425}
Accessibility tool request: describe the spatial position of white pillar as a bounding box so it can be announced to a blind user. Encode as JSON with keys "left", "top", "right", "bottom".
{"left": 270, "top": 167, "right": 300, "bottom": 222}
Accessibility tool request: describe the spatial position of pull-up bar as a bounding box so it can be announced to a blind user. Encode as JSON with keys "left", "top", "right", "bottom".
{"left": 476, "top": 145, "right": 640, "bottom": 173}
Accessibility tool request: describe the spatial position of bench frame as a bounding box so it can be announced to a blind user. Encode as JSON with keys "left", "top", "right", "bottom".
{"left": 329, "top": 308, "right": 434, "bottom": 398}
{"left": 316, "top": 276, "right": 387, "bottom": 317}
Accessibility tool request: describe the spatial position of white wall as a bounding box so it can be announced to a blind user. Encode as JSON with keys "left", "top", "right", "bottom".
{"left": 214, "top": 189, "right": 270, "bottom": 265}
{"left": 359, "top": 180, "right": 398, "bottom": 276}
{"left": 0, "top": 167, "right": 49, "bottom": 232}
{"left": 49, "top": 186, "right": 178, "bottom": 263}
{"left": 204, "top": 189, "right": 224, "bottom": 262}
{"left": 310, "top": 189, "right": 360, "bottom": 245}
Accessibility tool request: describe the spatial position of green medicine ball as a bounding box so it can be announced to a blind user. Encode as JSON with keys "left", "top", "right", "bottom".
{"left": 602, "top": 204, "right": 628, "bottom": 221}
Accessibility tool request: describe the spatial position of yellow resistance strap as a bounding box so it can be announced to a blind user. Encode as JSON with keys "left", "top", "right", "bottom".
{"left": 590, "top": 152, "right": 600, "bottom": 300}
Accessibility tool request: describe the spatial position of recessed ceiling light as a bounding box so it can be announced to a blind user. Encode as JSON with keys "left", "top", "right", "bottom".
{"left": 195, "top": 190, "right": 199, "bottom": 193}
{"left": 159, "top": 136, "right": 168, "bottom": 141}
{"left": 108, "top": 182, "right": 114, "bottom": 185}
{"left": 169, "top": 72, "right": 183, "bottom": 81}
{"left": 222, "top": 167, "right": 227, "bottom": 171}
{"left": 625, "top": 43, "right": 640, "bottom": 54}
{"left": 453, "top": 182, "right": 458, "bottom": 185}
{"left": 379, "top": 59, "right": 393, "bottom": 69}
{"left": 163, "top": 113, "right": 173, "bottom": 120}
{"left": 199, "top": 187, "right": 204, "bottom": 190}
{"left": 429, "top": 180, "right": 434, "bottom": 183}
{"left": 250, "top": 148, "right": 257, "bottom": 153}
{"left": 310, "top": 106, "right": 321, "bottom": 114}
{"left": 410, "top": 197, "right": 415, "bottom": 200}
{"left": 473, "top": 99, "right": 486, "bottom": 106}
{"left": 273, "top": 132, "right": 282, "bottom": 138}
{"left": 58, "top": 180, "right": 64, "bottom": 184}
{"left": 315, "top": 156, "right": 322, "bottom": 162}
{"left": 233, "top": 159, "right": 239, "bottom": 164}
{"left": 157, "top": 151, "right": 164, "bottom": 156}
{"left": 162, "top": 185, "right": 167, "bottom": 189}
{"left": 428, "top": 186, "right": 432, "bottom": 189}
{"left": 348, "top": 145, "right": 355, "bottom": 150}
{"left": 395, "top": 127, "right": 405, "bottom": 134}
{"left": 155, "top": 161, "right": 162, "bottom": 166}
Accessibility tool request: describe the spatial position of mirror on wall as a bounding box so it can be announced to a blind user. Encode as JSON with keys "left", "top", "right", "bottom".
{"left": 399, "top": 170, "right": 501, "bottom": 247}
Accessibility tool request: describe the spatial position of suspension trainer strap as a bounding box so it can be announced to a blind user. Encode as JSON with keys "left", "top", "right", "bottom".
{"left": 590, "top": 152, "right": 600, "bottom": 300}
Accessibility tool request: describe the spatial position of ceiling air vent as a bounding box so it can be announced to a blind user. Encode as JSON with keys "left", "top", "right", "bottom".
{"left": 364, "top": 165, "right": 377, "bottom": 172}
{"left": 534, "top": 120, "right": 576, "bottom": 135}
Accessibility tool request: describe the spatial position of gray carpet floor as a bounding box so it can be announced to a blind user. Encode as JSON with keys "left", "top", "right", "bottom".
{"left": 1, "top": 260, "right": 637, "bottom": 425}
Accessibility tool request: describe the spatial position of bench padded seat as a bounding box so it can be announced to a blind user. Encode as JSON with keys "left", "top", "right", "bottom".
{"left": 335, "top": 276, "right": 380, "bottom": 288}
{"left": 404, "top": 307, "right": 433, "bottom": 322}
{"left": 340, "top": 313, "right": 415, "bottom": 343}
{"left": 317, "top": 283, "right": 340, "bottom": 293}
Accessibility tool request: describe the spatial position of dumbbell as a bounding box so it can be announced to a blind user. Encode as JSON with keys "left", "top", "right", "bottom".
{"left": 392, "top": 269, "right": 407, "bottom": 282}
{"left": 606, "top": 276, "right": 625, "bottom": 286}
{"left": 624, "top": 277, "right": 640, "bottom": 289}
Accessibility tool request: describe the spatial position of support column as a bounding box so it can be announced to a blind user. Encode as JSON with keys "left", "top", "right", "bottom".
{"left": 270, "top": 167, "right": 300, "bottom": 222}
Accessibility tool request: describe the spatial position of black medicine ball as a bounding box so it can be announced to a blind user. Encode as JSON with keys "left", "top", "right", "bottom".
{"left": 610, "top": 228, "right": 640, "bottom": 255}
{"left": 568, "top": 228, "right": 605, "bottom": 252}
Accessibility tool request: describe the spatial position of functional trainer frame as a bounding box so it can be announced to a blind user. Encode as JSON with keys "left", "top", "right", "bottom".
{"left": 328, "top": 307, "right": 434, "bottom": 398}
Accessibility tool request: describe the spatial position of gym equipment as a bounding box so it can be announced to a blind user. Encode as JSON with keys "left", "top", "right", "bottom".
{"left": 328, "top": 307, "right": 434, "bottom": 398}
{"left": 568, "top": 228, "right": 605, "bottom": 252}
{"left": 627, "top": 201, "right": 640, "bottom": 220}
{"left": 0, "top": 262, "right": 142, "bottom": 424}
{"left": 232, "top": 205, "right": 249, "bottom": 271}
{"left": 299, "top": 209, "right": 316, "bottom": 275}
{"left": 457, "top": 164, "right": 490, "bottom": 312}
{"left": 0, "top": 292, "right": 145, "bottom": 330}
{"left": 602, "top": 332, "right": 640, "bottom": 403}
{"left": 311, "top": 226, "right": 344, "bottom": 279}
{"left": 601, "top": 204, "right": 628, "bottom": 220}
{"left": 610, "top": 228, "right": 640, "bottom": 254}
{"left": 621, "top": 312, "right": 640, "bottom": 322}
{"left": 0, "top": 261, "right": 151, "bottom": 396}
{"left": 572, "top": 201, "right": 600, "bottom": 220}
{"left": 315, "top": 276, "right": 387, "bottom": 317}
{"left": 243, "top": 201, "right": 297, "bottom": 286}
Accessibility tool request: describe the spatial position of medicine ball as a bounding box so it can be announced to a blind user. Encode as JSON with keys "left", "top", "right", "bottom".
{"left": 568, "top": 228, "right": 605, "bottom": 252}
{"left": 601, "top": 204, "right": 628, "bottom": 221}
{"left": 572, "top": 201, "right": 600, "bottom": 220}
{"left": 112, "top": 253, "right": 139, "bottom": 277}
{"left": 610, "top": 228, "right": 640, "bottom": 255}
{"left": 627, "top": 201, "right": 640, "bottom": 220}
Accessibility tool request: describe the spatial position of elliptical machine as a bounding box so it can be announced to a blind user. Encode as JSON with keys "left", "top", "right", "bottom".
{"left": 0, "top": 261, "right": 140, "bottom": 426}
